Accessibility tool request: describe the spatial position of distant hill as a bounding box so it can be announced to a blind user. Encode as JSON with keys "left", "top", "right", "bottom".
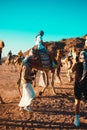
{"left": 24, "top": 34, "right": 87, "bottom": 56}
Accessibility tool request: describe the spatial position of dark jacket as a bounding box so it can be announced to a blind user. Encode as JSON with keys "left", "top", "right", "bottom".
{"left": 72, "top": 62, "right": 83, "bottom": 82}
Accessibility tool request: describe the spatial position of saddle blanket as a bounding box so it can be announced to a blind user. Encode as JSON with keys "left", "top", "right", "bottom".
{"left": 40, "top": 52, "right": 51, "bottom": 68}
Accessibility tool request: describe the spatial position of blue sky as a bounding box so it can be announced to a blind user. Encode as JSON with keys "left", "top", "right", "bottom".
{"left": 0, "top": 0, "right": 87, "bottom": 56}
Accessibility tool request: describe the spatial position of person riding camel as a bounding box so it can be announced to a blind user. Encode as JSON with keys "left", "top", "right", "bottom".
{"left": 18, "top": 50, "right": 24, "bottom": 59}
{"left": 35, "top": 30, "right": 57, "bottom": 67}
{"left": 15, "top": 50, "right": 24, "bottom": 64}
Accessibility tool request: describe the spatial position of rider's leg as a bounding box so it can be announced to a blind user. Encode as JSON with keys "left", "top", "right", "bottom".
{"left": 48, "top": 54, "right": 57, "bottom": 67}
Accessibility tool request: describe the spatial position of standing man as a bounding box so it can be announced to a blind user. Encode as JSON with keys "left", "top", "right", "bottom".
{"left": 72, "top": 56, "right": 83, "bottom": 127}
{"left": 72, "top": 56, "right": 87, "bottom": 127}
{"left": 79, "top": 46, "right": 87, "bottom": 82}
{"left": 0, "top": 40, "right": 5, "bottom": 65}
{"left": 18, "top": 56, "right": 36, "bottom": 111}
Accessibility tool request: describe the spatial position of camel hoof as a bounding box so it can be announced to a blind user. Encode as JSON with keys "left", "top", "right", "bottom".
{"left": 39, "top": 91, "right": 43, "bottom": 96}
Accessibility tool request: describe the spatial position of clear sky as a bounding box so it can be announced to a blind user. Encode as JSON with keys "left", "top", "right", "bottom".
{"left": 0, "top": 0, "right": 87, "bottom": 57}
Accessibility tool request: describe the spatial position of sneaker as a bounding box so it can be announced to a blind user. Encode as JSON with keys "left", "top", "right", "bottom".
{"left": 74, "top": 119, "right": 80, "bottom": 127}
{"left": 24, "top": 106, "right": 33, "bottom": 112}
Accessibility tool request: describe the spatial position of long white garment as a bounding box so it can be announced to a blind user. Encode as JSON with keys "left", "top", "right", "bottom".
{"left": 39, "top": 71, "right": 46, "bottom": 87}
{"left": 18, "top": 83, "right": 35, "bottom": 107}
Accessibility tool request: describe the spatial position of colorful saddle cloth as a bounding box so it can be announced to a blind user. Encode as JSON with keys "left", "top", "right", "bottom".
{"left": 38, "top": 49, "right": 51, "bottom": 68}
{"left": 33, "top": 47, "right": 51, "bottom": 68}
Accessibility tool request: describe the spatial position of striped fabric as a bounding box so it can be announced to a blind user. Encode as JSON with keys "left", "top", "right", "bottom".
{"left": 39, "top": 50, "right": 51, "bottom": 68}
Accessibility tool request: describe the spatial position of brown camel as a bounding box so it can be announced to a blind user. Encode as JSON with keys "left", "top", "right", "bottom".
{"left": 23, "top": 48, "right": 64, "bottom": 95}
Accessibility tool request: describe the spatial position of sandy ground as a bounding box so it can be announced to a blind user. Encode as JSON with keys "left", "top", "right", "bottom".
{"left": 0, "top": 63, "right": 87, "bottom": 130}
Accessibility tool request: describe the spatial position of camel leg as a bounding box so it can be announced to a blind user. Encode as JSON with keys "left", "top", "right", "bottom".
{"left": 51, "top": 72, "right": 58, "bottom": 95}
{"left": 39, "top": 72, "right": 49, "bottom": 96}
{"left": 56, "top": 68, "right": 62, "bottom": 85}
{"left": 67, "top": 69, "right": 73, "bottom": 82}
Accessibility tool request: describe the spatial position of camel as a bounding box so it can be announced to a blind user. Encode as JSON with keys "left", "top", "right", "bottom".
{"left": 23, "top": 47, "right": 64, "bottom": 95}
{"left": 5, "top": 54, "right": 20, "bottom": 72}
{"left": 5, "top": 54, "right": 17, "bottom": 65}
{"left": 5, "top": 53, "right": 25, "bottom": 72}
{"left": 5, "top": 54, "right": 24, "bottom": 66}
{"left": 54, "top": 49, "right": 63, "bottom": 84}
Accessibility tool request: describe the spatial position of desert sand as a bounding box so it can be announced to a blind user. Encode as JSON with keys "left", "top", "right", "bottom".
{"left": 0, "top": 62, "right": 87, "bottom": 130}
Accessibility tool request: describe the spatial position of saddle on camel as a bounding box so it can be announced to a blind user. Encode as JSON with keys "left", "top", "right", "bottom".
{"left": 32, "top": 44, "right": 57, "bottom": 69}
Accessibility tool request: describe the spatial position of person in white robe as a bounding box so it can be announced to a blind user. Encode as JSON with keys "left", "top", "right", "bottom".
{"left": 18, "top": 57, "right": 36, "bottom": 112}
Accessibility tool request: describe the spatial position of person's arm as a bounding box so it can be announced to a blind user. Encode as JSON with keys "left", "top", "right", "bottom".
{"left": 22, "top": 66, "right": 33, "bottom": 81}
{"left": 39, "top": 36, "right": 44, "bottom": 45}
{"left": 72, "top": 63, "right": 77, "bottom": 72}
{"left": 67, "top": 61, "right": 72, "bottom": 69}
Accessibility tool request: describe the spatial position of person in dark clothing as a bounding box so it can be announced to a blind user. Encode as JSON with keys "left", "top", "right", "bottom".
{"left": 72, "top": 56, "right": 87, "bottom": 127}
{"left": 79, "top": 47, "right": 87, "bottom": 83}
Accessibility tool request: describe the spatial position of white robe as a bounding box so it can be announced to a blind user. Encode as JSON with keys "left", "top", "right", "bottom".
{"left": 18, "top": 83, "right": 35, "bottom": 107}
{"left": 39, "top": 71, "right": 46, "bottom": 87}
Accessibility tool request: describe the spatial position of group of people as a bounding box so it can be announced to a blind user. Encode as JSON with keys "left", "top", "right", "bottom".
{"left": 18, "top": 30, "right": 58, "bottom": 112}
{"left": 72, "top": 37, "right": 87, "bottom": 127}
{"left": 1, "top": 31, "right": 87, "bottom": 128}
{"left": 18, "top": 32, "right": 87, "bottom": 127}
